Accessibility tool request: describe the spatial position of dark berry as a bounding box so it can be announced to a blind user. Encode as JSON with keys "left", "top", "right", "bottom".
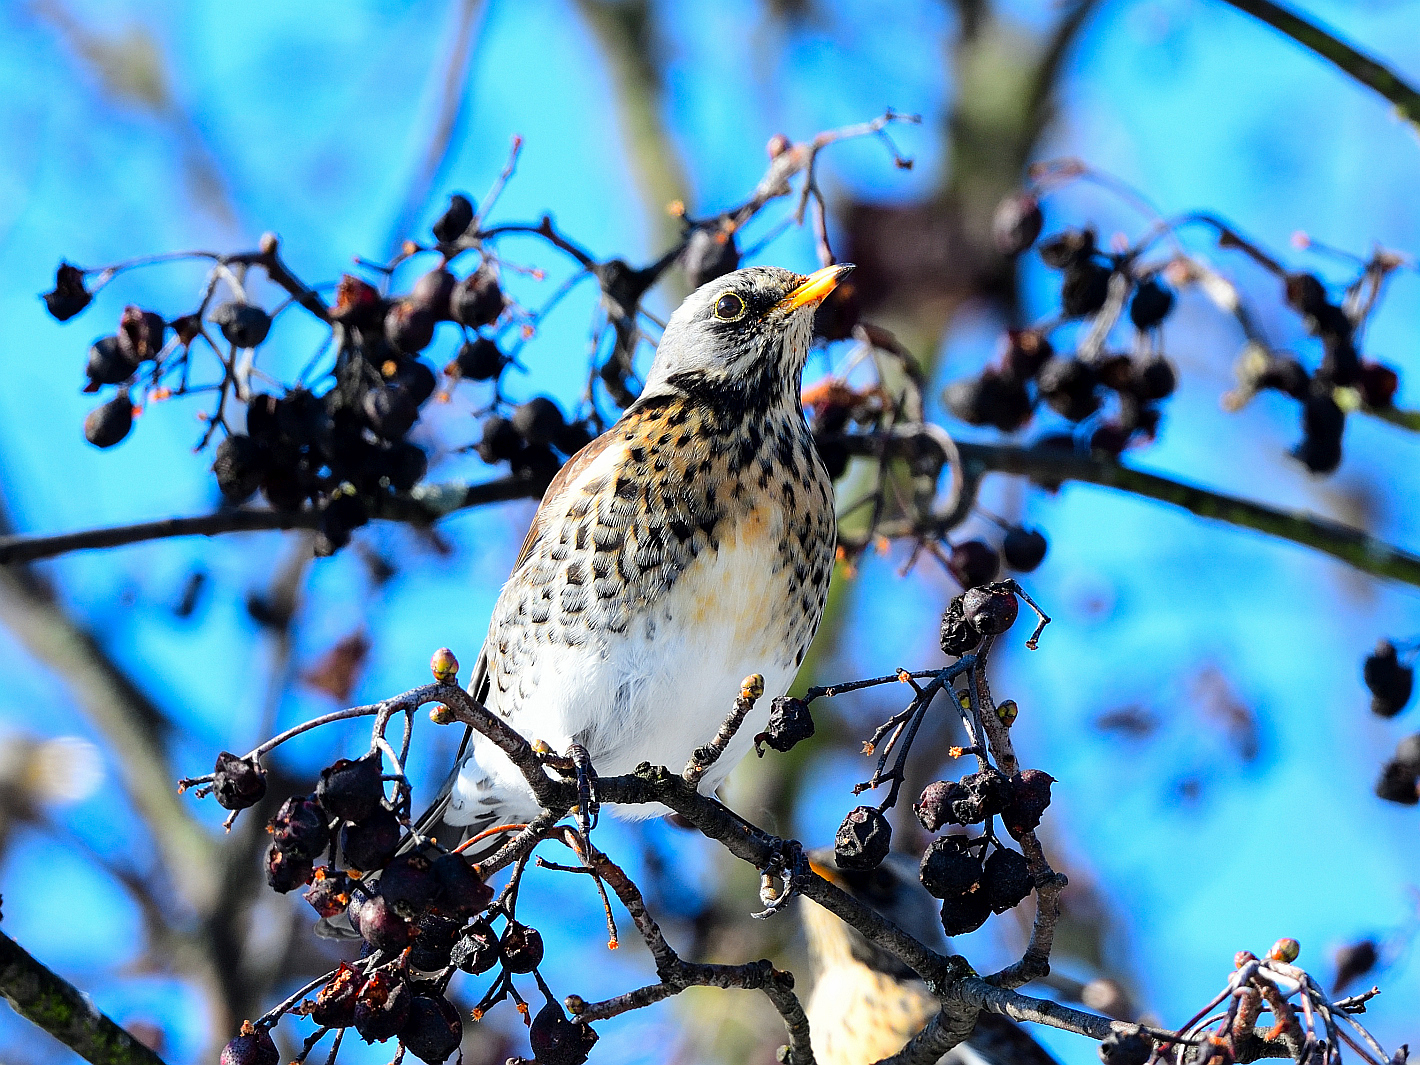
{"left": 1364, "top": 641, "right": 1413, "bottom": 717}
{"left": 210, "top": 302, "right": 272, "bottom": 349}
{"left": 410, "top": 268, "right": 456, "bottom": 321}
{"left": 376, "top": 851, "right": 435, "bottom": 916}
{"left": 355, "top": 894, "right": 410, "bottom": 952}
{"left": 452, "top": 919, "right": 500, "bottom": 974}
{"left": 477, "top": 415, "right": 522, "bottom": 464}
{"left": 265, "top": 843, "right": 314, "bottom": 893}
{"left": 362, "top": 383, "right": 420, "bottom": 439}
{"left": 400, "top": 995, "right": 463, "bottom": 1064}
{"left": 451, "top": 336, "right": 503, "bottom": 381}
{"left": 1089, "top": 422, "right": 1131, "bottom": 457}
{"left": 983, "top": 846, "right": 1033, "bottom": 913}
{"left": 948, "top": 540, "right": 1000, "bottom": 589}
{"left": 317, "top": 752, "right": 385, "bottom": 822}
{"left": 1038, "top": 357, "right": 1100, "bottom": 422}
{"left": 43, "top": 262, "right": 91, "bottom": 321}
{"left": 331, "top": 274, "right": 385, "bottom": 327}
{"left": 407, "top": 911, "right": 462, "bottom": 972}
{"left": 85, "top": 336, "right": 135, "bottom": 386}
{"left": 117, "top": 305, "right": 166, "bottom": 363}
{"left": 949, "top": 770, "right": 1012, "bottom": 824}
{"left": 919, "top": 835, "right": 983, "bottom": 899}
{"left": 1003, "top": 329, "right": 1053, "bottom": 379}
{"left": 220, "top": 1025, "right": 279, "bottom": 1065}
{"left": 684, "top": 227, "right": 740, "bottom": 289}
{"left": 1099, "top": 1031, "right": 1153, "bottom": 1065}
{"left": 388, "top": 357, "right": 438, "bottom": 405}
{"left": 268, "top": 795, "right": 330, "bottom": 860}
{"left": 384, "top": 300, "right": 436, "bottom": 354}
{"left": 1128, "top": 278, "right": 1175, "bottom": 329}
{"left": 1039, "top": 229, "right": 1095, "bottom": 269}
{"left": 1060, "top": 261, "right": 1112, "bottom": 318}
{"left": 430, "top": 852, "right": 493, "bottom": 917}
{"left": 1284, "top": 273, "right": 1328, "bottom": 318}
{"left": 84, "top": 393, "right": 133, "bottom": 448}
{"left": 432, "top": 193, "right": 475, "bottom": 244}
{"left": 1359, "top": 361, "right": 1399, "bottom": 408}
{"left": 528, "top": 1001, "right": 599, "bottom": 1065}
{"left": 1375, "top": 759, "right": 1419, "bottom": 805}
{"left": 1131, "top": 355, "right": 1177, "bottom": 401}
{"left": 943, "top": 370, "right": 1034, "bottom": 433}
{"left": 940, "top": 888, "right": 992, "bottom": 936}
{"left": 1293, "top": 394, "right": 1345, "bottom": 474}
{"left": 834, "top": 806, "right": 891, "bottom": 870}
{"left": 353, "top": 971, "right": 412, "bottom": 1044}
{"left": 1257, "top": 357, "right": 1312, "bottom": 399}
{"left": 383, "top": 442, "right": 428, "bottom": 492}
{"left": 512, "top": 396, "right": 566, "bottom": 445}
{"left": 914, "top": 782, "right": 958, "bottom": 832}
{"left": 1002, "top": 769, "right": 1055, "bottom": 839}
{"left": 554, "top": 419, "right": 595, "bottom": 456}
{"left": 512, "top": 442, "right": 562, "bottom": 482}
{"left": 450, "top": 268, "right": 505, "bottom": 328}
{"left": 939, "top": 597, "right": 982, "bottom": 657}
{"left": 312, "top": 966, "right": 361, "bottom": 1028}
{"left": 213, "top": 751, "right": 267, "bottom": 811}
{"left": 816, "top": 438, "right": 849, "bottom": 480}
{"left": 319, "top": 493, "right": 370, "bottom": 552}
{"left": 813, "top": 279, "right": 861, "bottom": 342}
{"left": 339, "top": 806, "right": 402, "bottom": 872}
{"left": 1333, "top": 940, "right": 1379, "bottom": 994}
{"left": 753, "top": 696, "right": 815, "bottom": 755}
{"left": 1002, "top": 527, "right": 1047, "bottom": 572}
{"left": 1394, "top": 733, "right": 1420, "bottom": 774}
{"left": 961, "top": 583, "right": 1018, "bottom": 636}
{"left": 992, "top": 191, "right": 1044, "bottom": 256}
{"left": 500, "top": 921, "right": 545, "bottom": 973}
{"left": 213, "top": 434, "right": 266, "bottom": 503}
{"left": 303, "top": 867, "right": 351, "bottom": 918}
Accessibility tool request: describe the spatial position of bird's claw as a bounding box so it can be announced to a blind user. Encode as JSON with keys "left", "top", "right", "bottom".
{"left": 751, "top": 839, "right": 809, "bottom": 919}
{"left": 566, "top": 742, "right": 600, "bottom": 842}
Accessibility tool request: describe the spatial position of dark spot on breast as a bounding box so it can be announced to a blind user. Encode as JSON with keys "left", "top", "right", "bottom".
{"left": 615, "top": 477, "right": 639, "bottom": 500}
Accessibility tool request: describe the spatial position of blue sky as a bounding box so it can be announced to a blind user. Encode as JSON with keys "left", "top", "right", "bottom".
{"left": 2, "top": 1, "right": 1419, "bottom": 1063}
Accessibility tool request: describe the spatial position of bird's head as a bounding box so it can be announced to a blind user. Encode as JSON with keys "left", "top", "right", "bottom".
{"left": 639, "top": 264, "right": 853, "bottom": 408}
{"left": 802, "top": 846, "right": 946, "bottom": 980}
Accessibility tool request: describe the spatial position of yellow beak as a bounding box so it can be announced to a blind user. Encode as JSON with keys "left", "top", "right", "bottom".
{"left": 777, "top": 263, "right": 854, "bottom": 312}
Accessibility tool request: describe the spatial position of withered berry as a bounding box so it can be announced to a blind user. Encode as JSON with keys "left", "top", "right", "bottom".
{"left": 920, "top": 836, "right": 982, "bottom": 899}
{"left": 501, "top": 920, "right": 545, "bottom": 973}
{"left": 117, "top": 305, "right": 166, "bottom": 363}
{"left": 834, "top": 806, "right": 891, "bottom": 870}
{"left": 1060, "top": 261, "right": 1112, "bottom": 318}
{"left": 1375, "top": 759, "right": 1419, "bottom": 805}
{"left": 43, "top": 262, "right": 92, "bottom": 321}
{"left": 431, "top": 852, "right": 493, "bottom": 917}
{"left": 949, "top": 770, "right": 1012, "bottom": 824}
{"left": 477, "top": 415, "right": 522, "bottom": 464}
{"left": 450, "top": 268, "right": 505, "bottom": 328}
{"left": 400, "top": 994, "right": 463, "bottom": 1064}
{"left": 85, "top": 336, "right": 135, "bottom": 386}
{"left": 961, "top": 583, "right": 1018, "bottom": 637}
{"left": 312, "top": 965, "right": 362, "bottom": 1028}
{"left": 1098, "top": 1030, "right": 1153, "bottom": 1065}
{"left": 269, "top": 794, "right": 330, "bottom": 860}
{"left": 355, "top": 894, "right": 410, "bottom": 952}
{"left": 753, "top": 696, "right": 814, "bottom": 755}
{"left": 949, "top": 540, "right": 1000, "bottom": 590}
{"left": 1333, "top": 940, "right": 1379, "bottom": 994}
{"left": 816, "top": 438, "right": 850, "bottom": 480}
{"left": 388, "top": 357, "right": 437, "bottom": 405}
{"left": 528, "top": 1001, "right": 599, "bottom": 1065}
{"left": 991, "top": 192, "right": 1044, "bottom": 256}
{"left": 940, "top": 597, "right": 982, "bottom": 658}
{"left": 1293, "top": 394, "right": 1345, "bottom": 474}
{"left": 513, "top": 442, "right": 562, "bottom": 482}
{"left": 383, "top": 442, "right": 428, "bottom": 492}
{"left": 1363, "top": 641, "right": 1413, "bottom": 718}
{"left": 210, "top": 302, "right": 272, "bottom": 349}
{"left": 213, "top": 751, "right": 267, "bottom": 810}
{"left": 451, "top": 336, "right": 504, "bottom": 381}
{"left": 914, "top": 781, "right": 959, "bottom": 832}
{"left": 684, "top": 227, "right": 740, "bottom": 289}
{"left": 943, "top": 371, "right": 1033, "bottom": 433}
{"left": 983, "top": 846, "right": 1033, "bottom": 913}
{"left": 376, "top": 851, "right": 435, "bottom": 915}
{"left": 1128, "top": 278, "right": 1174, "bottom": 330}
{"left": 1039, "top": 229, "right": 1095, "bottom": 269}
{"left": 1359, "top": 361, "right": 1399, "bottom": 408}
{"left": 1131, "top": 355, "right": 1177, "bottom": 402}
{"left": 384, "top": 300, "right": 436, "bottom": 354}
{"left": 1038, "top": 357, "right": 1100, "bottom": 422}
{"left": 331, "top": 275, "right": 385, "bottom": 327}
{"left": 512, "top": 397, "right": 566, "bottom": 445}
{"left": 432, "top": 193, "right": 475, "bottom": 244}
{"left": 410, "top": 268, "right": 456, "bottom": 321}
{"left": 362, "top": 383, "right": 420, "bottom": 439}
{"left": 84, "top": 392, "right": 134, "bottom": 448}
{"left": 303, "top": 867, "right": 351, "bottom": 918}
{"left": 1004, "top": 329, "right": 1053, "bottom": 379}
{"left": 1003, "top": 527, "right": 1047, "bottom": 572}
{"left": 317, "top": 752, "right": 385, "bottom": 822}
{"left": 407, "top": 911, "right": 462, "bottom": 972}
{"left": 555, "top": 419, "right": 594, "bottom": 456}
{"left": 265, "top": 843, "right": 314, "bottom": 893}
{"left": 319, "top": 493, "right": 370, "bottom": 552}
{"left": 452, "top": 919, "right": 501, "bottom": 974}
{"left": 1002, "top": 769, "right": 1055, "bottom": 839}
{"left": 353, "top": 971, "right": 412, "bottom": 1043}
{"left": 939, "top": 887, "right": 991, "bottom": 936}
{"left": 213, "top": 434, "right": 266, "bottom": 503}
{"left": 339, "top": 806, "right": 402, "bottom": 871}
{"left": 220, "top": 1025, "right": 279, "bottom": 1065}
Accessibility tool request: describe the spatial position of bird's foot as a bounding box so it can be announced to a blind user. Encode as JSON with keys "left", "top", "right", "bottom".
{"left": 751, "top": 839, "right": 809, "bottom": 919}
{"left": 565, "top": 742, "right": 601, "bottom": 842}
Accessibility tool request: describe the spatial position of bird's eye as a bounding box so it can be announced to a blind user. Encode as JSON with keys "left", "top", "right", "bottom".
{"left": 714, "top": 292, "right": 746, "bottom": 321}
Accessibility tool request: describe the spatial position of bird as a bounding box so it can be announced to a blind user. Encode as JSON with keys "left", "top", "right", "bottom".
{"left": 803, "top": 849, "right": 1060, "bottom": 1065}
{"left": 438, "top": 264, "right": 850, "bottom": 835}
